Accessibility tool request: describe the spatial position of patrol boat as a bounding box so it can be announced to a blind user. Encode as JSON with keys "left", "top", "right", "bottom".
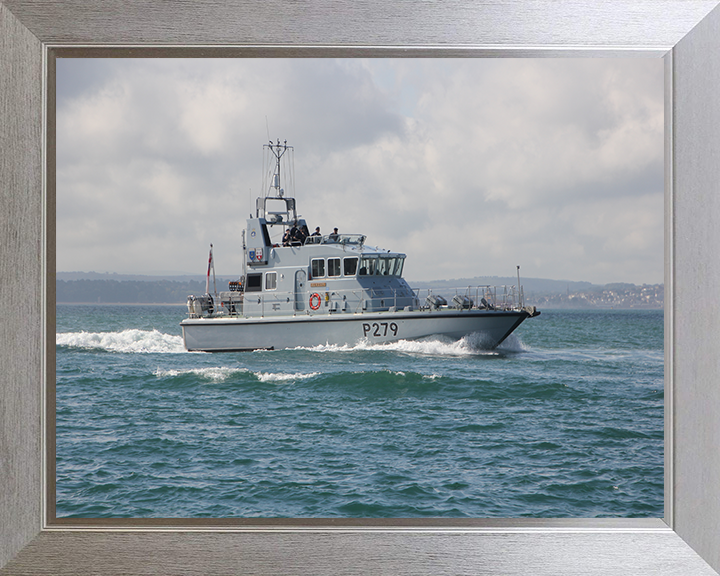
{"left": 181, "top": 141, "right": 539, "bottom": 352}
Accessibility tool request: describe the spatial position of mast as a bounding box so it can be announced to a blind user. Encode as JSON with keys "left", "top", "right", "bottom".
{"left": 257, "top": 140, "right": 297, "bottom": 227}
{"left": 261, "top": 140, "right": 293, "bottom": 208}
{"left": 268, "top": 139, "right": 290, "bottom": 197}
{"left": 516, "top": 265, "right": 523, "bottom": 307}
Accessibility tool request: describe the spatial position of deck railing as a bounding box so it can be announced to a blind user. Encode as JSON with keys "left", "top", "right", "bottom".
{"left": 415, "top": 285, "right": 524, "bottom": 311}
{"left": 303, "top": 233, "right": 366, "bottom": 246}
{"left": 187, "top": 284, "right": 525, "bottom": 318}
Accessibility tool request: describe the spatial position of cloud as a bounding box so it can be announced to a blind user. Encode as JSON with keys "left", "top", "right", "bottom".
{"left": 56, "top": 58, "right": 663, "bottom": 284}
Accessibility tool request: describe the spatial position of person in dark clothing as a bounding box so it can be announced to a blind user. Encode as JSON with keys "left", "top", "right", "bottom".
{"left": 289, "top": 225, "right": 305, "bottom": 246}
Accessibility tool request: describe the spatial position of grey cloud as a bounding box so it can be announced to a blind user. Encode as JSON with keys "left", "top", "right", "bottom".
{"left": 56, "top": 58, "right": 120, "bottom": 106}
{"left": 56, "top": 58, "right": 663, "bottom": 284}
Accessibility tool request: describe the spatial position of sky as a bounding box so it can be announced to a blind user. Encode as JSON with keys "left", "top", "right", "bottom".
{"left": 56, "top": 58, "right": 664, "bottom": 285}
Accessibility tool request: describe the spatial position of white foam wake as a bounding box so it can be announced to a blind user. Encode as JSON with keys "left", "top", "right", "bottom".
{"left": 298, "top": 333, "right": 527, "bottom": 357}
{"left": 255, "top": 371, "right": 321, "bottom": 382}
{"left": 496, "top": 333, "right": 529, "bottom": 353}
{"left": 153, "top": 367, "right": 320, "bottom": 383}
{"left": 56, "top": 329, "right": 186, "bottom": 354}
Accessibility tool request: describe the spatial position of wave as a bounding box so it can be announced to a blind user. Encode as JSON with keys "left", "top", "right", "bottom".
{"left": 154, "top": 366, "right": 248, "bottom": 381}
{"left": 56, "top": 329, "right": 186, "bottom": 354}
{"left": 154, "top": 366, "right": 321, "bottom": 383}
{"left": 255, "top": 371, "right": 321, "bottom": 382}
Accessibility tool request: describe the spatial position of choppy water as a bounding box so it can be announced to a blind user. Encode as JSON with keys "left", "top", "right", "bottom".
{"left": 56, "top": 305, "right": 663, "bottom": 518}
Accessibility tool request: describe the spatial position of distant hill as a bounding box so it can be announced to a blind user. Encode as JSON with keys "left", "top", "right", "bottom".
{"left": 406, "top": 276, "right": 663, "bottom": 309}
{"left": 56, "top": 278, "right": 204, "bottom": 304}
{"left": 56, "top": 271, "right": 237, "bottom": 283}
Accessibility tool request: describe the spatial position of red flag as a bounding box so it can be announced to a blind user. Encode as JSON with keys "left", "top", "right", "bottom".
{"left": 206, "top": 244, "right": 213, "bottom": 294}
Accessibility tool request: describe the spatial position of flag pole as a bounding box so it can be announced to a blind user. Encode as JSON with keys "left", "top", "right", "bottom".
{"left": 211, "top": 244, "right": 217, "bottom": 298}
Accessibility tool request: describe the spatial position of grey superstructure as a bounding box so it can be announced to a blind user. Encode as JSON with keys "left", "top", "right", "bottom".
{"left": 181, "top": 141, "right": 539, "bottom": 352}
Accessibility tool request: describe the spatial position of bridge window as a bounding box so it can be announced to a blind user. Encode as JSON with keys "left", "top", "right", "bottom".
{"left": 328, "top": 258, "right": 341, "bottom": 277}
{"left": 380, "top": 256, "right": 405, "bottom": 276}
{"left": 344, "top": 257, "right": 358, "bottom": 276}
{"left": 311, "top": 258, "right": 325, "bottom": 278}
{"left": 358, "top": 256, "right": 404, "bottom": 276}
{"left": 358, "top": 257, "right": 376, "bottom": 276}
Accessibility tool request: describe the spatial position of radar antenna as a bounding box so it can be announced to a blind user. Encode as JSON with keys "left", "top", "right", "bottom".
{"left": 265, "top": 139, "right": 293, "bottom": 197}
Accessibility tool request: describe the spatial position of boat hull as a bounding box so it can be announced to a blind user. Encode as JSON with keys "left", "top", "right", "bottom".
{"left": 180, "top": 309, "right": 530, "bottom": 352}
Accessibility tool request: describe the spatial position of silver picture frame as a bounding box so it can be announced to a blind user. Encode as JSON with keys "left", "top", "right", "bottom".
{"left": 2, "top": 1, "right": 720, "bottom": 574}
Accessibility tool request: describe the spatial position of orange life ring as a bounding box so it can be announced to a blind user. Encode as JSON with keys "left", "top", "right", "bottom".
{"left": 309, "top": 293, "right": 321, "bottom": 310}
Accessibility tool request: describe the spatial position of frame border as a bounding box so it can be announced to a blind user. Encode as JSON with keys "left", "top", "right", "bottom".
{"left": 43, "top": 45, "right": 667, "bottom": 531}
{"left": 2, "top": 1, "right": 720, "bottom": 574}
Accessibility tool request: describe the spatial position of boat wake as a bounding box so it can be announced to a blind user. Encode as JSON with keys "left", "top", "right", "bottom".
{"left": 56, "top": 329, "right": 186, "bottom": 354}
{"left": 496, "top": 333, "right": 529, "bottom": 353}
{"left": 296, "top": 332, "right": 529, "bottom": 357}
{"left": 57, "top": 328, "right": 529, "bottom": 357}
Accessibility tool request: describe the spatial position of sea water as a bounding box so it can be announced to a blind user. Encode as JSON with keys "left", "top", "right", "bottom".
{"left": 55, "top": 305, "right": 663, "bottom": 518}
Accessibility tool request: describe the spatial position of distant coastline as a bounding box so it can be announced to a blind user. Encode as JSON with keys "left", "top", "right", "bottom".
{"left": 56, "top": 272, "right": 663, "bottom": 309}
